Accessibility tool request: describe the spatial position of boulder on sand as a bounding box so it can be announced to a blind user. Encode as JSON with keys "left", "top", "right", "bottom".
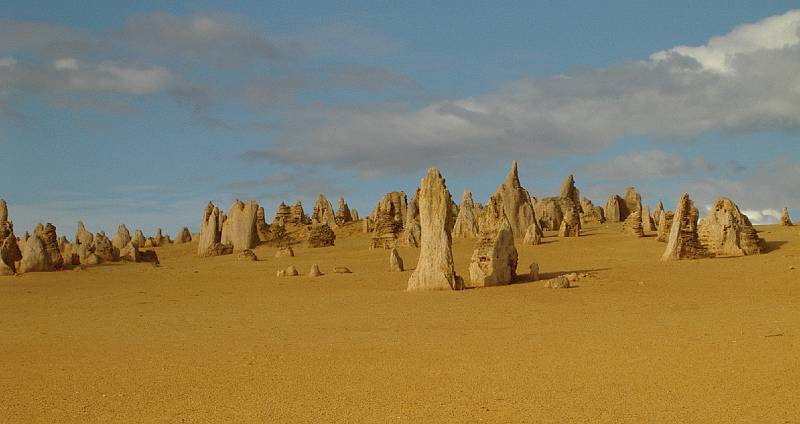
{"left": 661, "top": 193, "right": 708, "bottom": 261}
{"left": 468, "top": 205, "right": 518, "bottom": 288}
{"left": 698, "top": 197, "right": 763, "bottom": 257}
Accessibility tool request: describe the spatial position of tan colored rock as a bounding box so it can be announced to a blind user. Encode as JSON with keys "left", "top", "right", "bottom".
{"left": 153, "top": 228, "right": 168, "bottom": 247}
{"left": 362, "top": 217, "right": 372, "bottom": 233}
{"left": 389, "top": 248, "right": 404, "bottom": 272}
{"left": 131, "top": 229, "right": 146, "bottom": 248}
{"left": 523, "top": 223, "right": 543, "bottom": 245}
{"left": 75, "top": 221, "right": 93, "bottom": 246}
{"left": 350, "top": 209, "right": 359, "bottom": 222}
{"left": 623, "top": 186, "right": 642, "bottom": 219}
{"left": 698, "top": 197, "right": 763, "bottom": 257}
{"left": 307, "top": 223, "right": 336, "bottom": 248}
{"left": 198, "top": 202, "right": 230, "bottom": 257}
{"left": 543, "top": 275, "right": 570, "bottom": 289}
{"left": 560, "top": 174, "right": 581, "bottom": 208}
{"left": 491, "top": 161, "right": 536, "bottom": 237}
{"left": 35, "top": 223, "right": 63, "bottom": 270}
{"left": 237, "top": 249, "right": 258, "bottom": 261}
{"left": 174, "top": 227, "right": 192, "bottom": 244}
{"left": 221, "top": 200, "right": 259, "bottom": 251}
{"left": 290, "top": 201, "right": 309, "bottom": 225}
{"left": 0, "top": 198, "right": 7, "bottom": 223}
{"left": 20, "top": 234, "right": 52, "bottom": 273}
{"left": 653, "top": 201, "right": 665, "bottom": 226}
{"left": 119, "top": 241, "right": 140, "bottom": 262}
{"left": 1, "top": 231, "right": 22, "bottom": 275}
{"left": 642, "top": 206, "right": 656, "bottom": 231}
{"left": 468, "top": 212, "right": 518, "bottom": 288}
{"left": 309, "top": 264, "right": 322, "bottom": 277}
{"left": 333, "top": 266, "right": 352, "bottom": 274}
{"left": 661, "top": 193, "right": 708, "bottom": 261}
{"left": 112, "top": 224, "right": 131, "bottom": 251}
{"left": 401, "top": 189, "right": 421, "bottom": 247}
{"left": 256, "top": 206, "right": 270, "bottom": 242}
{"left": 453, "top": 191, "right": 480, "bottom": 238}
{"left": 558, "top": 205, "right": 581, "bottom": 237}
{"left": 529, "top": 262, "right": 540, "bottom": 282}
{"left": 407, "top": 168, "right": 461, "bottom": 291}
{"left": 580, "top": 197, "right": 605, "bottom": 225}
{"left": 780, "top": 207, "right": 793, "bottom": 226}
{"left": 94, "top": 232, "right": 117, "bottom": 262}
{"left": 370, "top": 192, "right": 408, "bottom": 225}
{"left": 284, "top": 265, "right": 299, "bottom": 276}
{"left": 656, "top": 210, "right": 674, "bottom": 242}
{"left": 335, "top": 198, "right": 352, "bottom": 225}
{"left": 622, "top": 211, "right": 645, "bottom": 237}
{"left": 604, "top": 195, "right": 624, "bottom": 223}
{"left": 273, "top": 202, "right": 292, "bottom": 226}
{"left": 370, "top": 193, "right": 405, "bottom": 249}
{"left": 311, "top": 194, "right": 339, "bottom": 228}
{"left": 275, "top": 246, "right": 294, "bottom": 257}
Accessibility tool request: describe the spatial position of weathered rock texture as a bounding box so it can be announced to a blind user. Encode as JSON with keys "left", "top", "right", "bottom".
{"left": 311, "top": 194, "right": 339, "bottom": 228}
{"left": 534, "top": 197, "right": 576, "bottom": 231}
{"left": 389, "top": 248, "right": 404, "bottom": 272}
{"left": 335, "top": 198, "right": 352, "bottom": 225}
{"left": 1, "top": 230, "right": 22, "bottom": 275}
{"left": 558, "top": 205, "right": 581, "bottom": 237}
{"left": 112, "top": 224, "right": 131, "bottom": 251}
{"left": 19, "top": 234, "right": 51, "bottom": 273}
{"left": 622, "top": 211, "right": 645, "bottom": 237}
{"left": 698, "top": 197, "right": 763, "bottom": 257}
{"left": 309, "top": 264, "right": 322, "bottom": 277}
{"left": 35, "top": 223, "right": 63, "bottom": 270}
{"left": 559, "top": 174, "right": 581, "bottom": 208}
{"left": 523, "top": 223, "right": 543, "bottom": 245}
{"left": 468, "top": 208, "right": 518, "bottom": 288}
{"left": 401, "top": 190, "right": 421, "bottom": 247}
{"left": 256, "top": 206, "right": 270, "bottom": 242}
{"left": 370, "top": 192, "right": 407, "bottom": 249}
{"left": 656, "top": 211, "right": 674, "bottom": 242}
{"left": 490, "top": 161, "right": 536, "bottom": 238}
{"left": 407, "top": 168, "right": 461, "bottom": 291}
{"left": 75, "top": 221, "right": 93, "bottom": 246}
{"left": 94, "top": 232, "right": 117, "bottom": 262}
{"left": 661, "top": 194, "right": 708, "bottom": 261}
{"left": 198, "top": 202, "right": 229, "bottom": 257}
{"left": 624, "top": 187, "right": 642, "bottom": 218}
{"left": 307, "top": 223, "right": 336, "bottom": 248}
{"left": 642, "top": 206, "right": 656, "bottom": 231}
{"left": 174, "top": 227, "right": 192, "bottom": 244}
{"left": 653, "top": 201, "right": 665, "bottom": 226}
{"left": 604, "top": 195, "right": 625, "bottom": 223}
{"left": 453, "top": 191, "right": 480, "bottom": 238}
{"left": 350, "top": 209, "right": 360, "bottom": 222}
{"left": 580, "top": 197, "right": 606, "bottom": 225}
{"left": 132, "top": 230, "right": 146, "bottom": 248}
{"left": 780, "top": 207, "right": 793, "bottom": 226}
{"left": 273, "top": 203, "right": 292, "bottom": 226}
{"left": 0, "top": 198, "right": 7, "bottom": 223}
{"left": 221, "top": 200, "right": 259, "bottom": 251}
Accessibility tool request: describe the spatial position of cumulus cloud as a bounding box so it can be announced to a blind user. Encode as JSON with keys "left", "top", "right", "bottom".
{"left": 739, "top": 209, "right": 782, "bottom": 225}
{"left": 247, "top": 9, "right": 800, "bottom": 175}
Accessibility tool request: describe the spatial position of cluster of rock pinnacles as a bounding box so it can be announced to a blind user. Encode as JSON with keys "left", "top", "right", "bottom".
{"left": 1, "top": 161, "right": 794, "bottom": 280}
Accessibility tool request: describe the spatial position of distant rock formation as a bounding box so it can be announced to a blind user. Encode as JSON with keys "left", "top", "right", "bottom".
{"left": 198, "top": 202, "right": 230, "bottom": 257}
{"left": 311, "top": 194, "right": 338, "bottom": 228}
{"left": 558, "top": 204, "right": 581, "bottom": 237}
{"left": 19, "top": 234, "right": 51, "bottom": 273}
{"left": 389, "top": 248, "right": 404, "bottom": 272}
{"left": 307, "top": 223, "right": 336, "bottom": 248}
{"left": 580, "top": 197, "right": 605, "bottom": 225}
{"left": 94, "top": 232, "right": 117, "bottom": 262}
{"left": 698, "top": 197, "right": 763, "bottom": 256}
{"left": 453, "top": 191, "right": 480, "bottom": 238}
{"left": 273, "top": 202, "right": 292, "bottom": 226}
{"left": 290, "top": 201, "right": 309, "bottom": 225}
{"left": 308, "top": 264, "right": 322, "bottom": 277}
{"left": 0, "top": 198, "right": 7, "bottom": 224}
{"left": 153, "top": 228, "right": 168, "bottom": 247}
{"left": 132, "top": 229, "right": 146, "bottom": 248}
{"left": 468, "top": 204, "right": 517, "bottom": 288}
{"left": 661, "top": 194, "right": 708, "bottom": 261}
{"left": 174, "top": 227, "right": 192, "bottom": 244}
{"left": 559, "top": 174, "right": 581, "bottom": 208}
{"left": 653, "top": 201, "right": 665, "bottom": 226}
{"left": 256, "top": 206, "right": 270, "bottom": 242}
{"left": 780, "top": 207, "right": 793, "bottom": 226}
{"left": 75, "top": 221, "right": 93, "bottom": 246}
{"left": 350, "top": 209, "right": 359, "bottom": 222}
{"left": 641, "top": 206, "right": 656, "bottom": 231}
{"left": 604, "top": 195, "right": 625, "bottom": 223}
{"left": 35, "top": 223, "right": 63, "bottom": 270}
{"left": 622, "top": 211, "right": 645, "bottom": 237}
{"left": 523, "top": 223, "right": 543, "bottom": 245}
{"left": 112, "top": 224, "right": 131, "bottom": 251}
{"left": 370, "top": 192, "right": 406, "bottom": 249}
{"left": 656, "top": 210, "right": 674, "bottom": 242}
{"left": 335, "top": 198, "right": 353, "bottom": 225}
{"left": 407, "top": 168, "right": 462, "bottom": 291}
{"left": 1, "top": 230, "right": 22, "bottom": 275}
{"left": 623, "top": 187, "right": 642, "bottom": 219}
{"left": 490, "top": 161, "right": 536, "bottom": 238}
{"left": 221, "top": 200, "right": 259, "bottom": 251}
{"left": 401, "top": 189, "right": 421, "bottom": 247}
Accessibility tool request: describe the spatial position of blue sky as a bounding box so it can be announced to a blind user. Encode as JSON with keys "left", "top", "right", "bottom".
{"left": 2, "top": 1, "right": 799, "bottom": 236}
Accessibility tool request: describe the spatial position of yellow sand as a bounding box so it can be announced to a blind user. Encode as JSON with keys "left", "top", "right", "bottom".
{"left": 1, "top": 223, "right": 799, "bottom": 423}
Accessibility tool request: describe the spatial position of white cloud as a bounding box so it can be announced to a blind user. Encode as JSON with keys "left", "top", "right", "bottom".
{"left": 248, "top": 10, "right": 800, "bottom": 175}
{"left": 740, "top": 209, "right": 782, "bottom": 225}
{"left": 651, "top": 10, "right": 800, "bottom": 73}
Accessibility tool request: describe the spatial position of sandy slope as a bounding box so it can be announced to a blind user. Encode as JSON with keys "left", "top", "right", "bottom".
{"left": 1, "top": 223, "right": 799, "bottom": 423}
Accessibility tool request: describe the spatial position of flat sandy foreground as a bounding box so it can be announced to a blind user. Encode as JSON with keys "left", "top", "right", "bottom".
{"left": 1, "top": 223, "right": 799, "bottom": 423}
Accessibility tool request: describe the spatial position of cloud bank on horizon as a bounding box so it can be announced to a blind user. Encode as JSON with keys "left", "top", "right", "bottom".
{"left": 1, "top": 8, "right": 799, "bottom": 231}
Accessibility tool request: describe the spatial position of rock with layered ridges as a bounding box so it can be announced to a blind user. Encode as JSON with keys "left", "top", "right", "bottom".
{"left": 453, "top": 191, "right": 480, "bottom": 238}
{"left": 290, "top": 201, "right": 309, "bottom": 225}
{"left": 311, "top": 194, "right": 339, "bottom": 228}
{"left": 273, "top": 202, "right": 292, "bottom": 226}
{"left": 370, "top": 193, "right": 406, "bottom": 249}
{"left": 698, "top": 197, "right": 763, "bottom": 257}
{"left": 604, "top": 195, "right": 624, "bottom": 223}
{"left": 198, "top": 202, "right": 230, "bottom": 257}
{"left": 93, "top": 232, "right": 117, "bottom": 262}
{"left": 533, "top": 197, "right": 574, "bottom": 231}
{"left": 389, "top": 248, "right": 404, "bottom": 272}
{"left": 35, "top": 223, "right": 63, "bottom": 270}
{"left": 780, "top": 207, "right": 793, "bottom": 226}
{"left": 407, "top": 168, "right": 461, "bottom": 291}
{"left": 370, "top": 192, "right": 408, "bottom": 225}
{"left": 75, "top": 221, "right": 93, "bottom": 246}
{"left": 656, "top": 210, "right": 674, "bottom": 242}
{"left": 221, "top": 200, "right": 259, "bottom": 251}
{"left": 275, "top": 246, "right": 294, "bottom": 257}
{"left": 490, "top": 161, "right": 536, "bottom": 238}
{"left": 307, "top": 223, "right": 336, "bottom": 248}
{"left": 256, "top": 206, "right": 270, "bottom": 242}
{"left": 1, "top": 231, "right": 22, "bottom": 275}
{"left": 559, "top": 174, "right": 582, "bottom": 210}
{"left": 558, "top": 205, "right": 581, "bottom": 237}
{"left": 623, "top": 187, "right": 642, "bottom": 219}
{"left": 661, "top": 194, "right": 708, "bottom": 261}
{"left": 468, "top": 210, "right": 518, "bottom": 288}
{"left": 131, "top": 229, "right": 146, "bottom": 248}
{"left": 580, "top": 198, "right": 606, "bottom": 225}
{"left": 335, "top": 198, "right": 352, "bottom": 225}
{"left": 622, "top": 211, "right": 645, "bottom": 237}
{"left": 112, "top": 224, "right": 131, "bottom": 251}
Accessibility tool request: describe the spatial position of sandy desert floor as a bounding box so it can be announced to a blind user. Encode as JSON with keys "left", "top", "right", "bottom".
{"left": 1, "top": 223, "right": 799, "bottom": 423}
